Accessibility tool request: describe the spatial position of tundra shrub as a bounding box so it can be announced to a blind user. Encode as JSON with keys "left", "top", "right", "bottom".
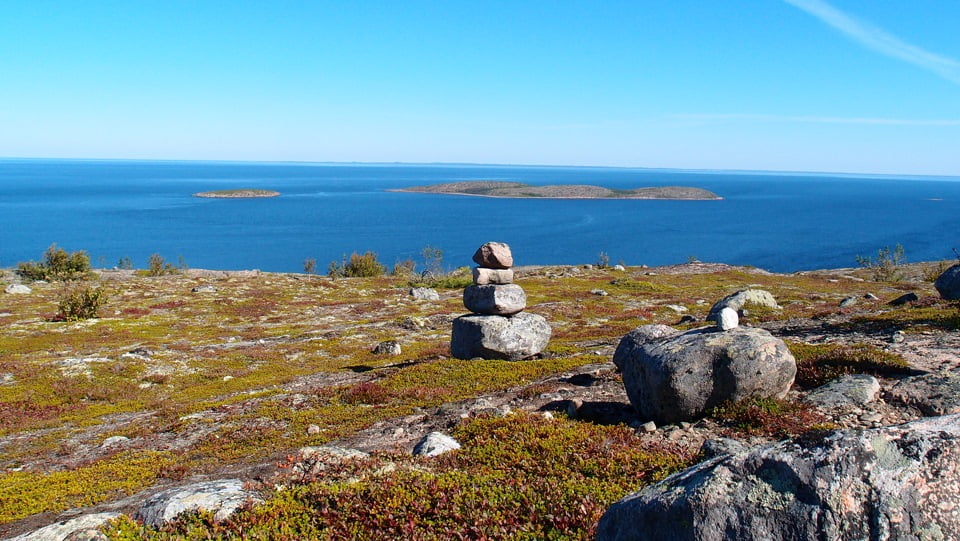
{"left": 328, "top": 251, "right": 385, "bottom": 278}
{"left": 57, "top": 284, "right": 107, "bottom": 321}
{"left": 146, "top": 254, "right": 178, "bottom": 276}
{"left": 856, "top": 244, "right": 905, "bottom": 282}
{"left": 16, "top": 244, "right": 92, "bottom": 282}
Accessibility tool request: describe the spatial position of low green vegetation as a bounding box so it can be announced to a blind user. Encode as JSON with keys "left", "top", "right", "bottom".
{"left": 16, "top": 244, "right": 92, "bottom": 282}
{"left": 2, "top": 253, "right": 954, "bottom": 535}
{"left": 788, "top": 341, "right": 911, "bottom": 388}
{"left": 56, "top": 283, "right": 108, "bottom": 321}
{"left": 107, "top": 413, "right": 690, "bottom": 540}
{"left": 328, "top": 251, "right": 386, "bottom": 277}
{"left": 710, "top": 397, "right": 829, "bottom": 439}
{"left": 856, "top": 244, "right": 905, "bottom": 282}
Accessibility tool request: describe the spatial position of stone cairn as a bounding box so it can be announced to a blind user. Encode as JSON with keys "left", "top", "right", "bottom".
{"left": 450, "top": 242, "right": 551, "bottom": 361}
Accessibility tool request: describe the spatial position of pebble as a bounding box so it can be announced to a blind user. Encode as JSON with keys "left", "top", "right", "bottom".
{"left": 640, "top": 421, "right": 657, "bottom": 433}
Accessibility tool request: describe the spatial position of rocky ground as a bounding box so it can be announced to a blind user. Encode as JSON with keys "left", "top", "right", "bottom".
{"left": 1, "top": 260, "right": 958, "bottom": 538}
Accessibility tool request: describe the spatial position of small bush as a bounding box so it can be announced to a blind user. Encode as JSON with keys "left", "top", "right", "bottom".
{"left": 16, "top": 244, "right": 92, "bottom": 282}
{"left": 146, "top": 254, "right": 178, "bottom": 276}
{"left": 856, "top": 244, "right": 905, "bottom": 282}
{"left": 116, "top": 256, "right": 134, "bottom": 270}
{"left": 392, "top": 258, "right": 416, "bottom": 277}
{"left": 420, "top": 244, "right": 444, "bottom": 275}
{"left": 328, "top": 251, "right": 385, "bottom": 278}
{"left": 596, "top": 251, "right": 610, "bottom": 268}
{"left": 57, "top": 284, "right": 107, "bottom": 321}
{"left": 407, "top": 266, "right": 473, "bottom": 289}
{"left": 302, "top": 258, "right": 317, "bottom": 274}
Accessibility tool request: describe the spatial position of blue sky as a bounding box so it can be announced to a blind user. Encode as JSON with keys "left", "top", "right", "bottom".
{"left": 1, "top": 0, "right": 958, "bottom": 175}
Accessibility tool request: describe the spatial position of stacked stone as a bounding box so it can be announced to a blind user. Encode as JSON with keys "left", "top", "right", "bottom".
{"left": 451, "top": 242, "right": 551, "bottom": 361}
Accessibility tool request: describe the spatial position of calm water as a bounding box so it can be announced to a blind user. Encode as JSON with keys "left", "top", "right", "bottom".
{"left": 2, "top": 159, "right": 959, "bottom": 273}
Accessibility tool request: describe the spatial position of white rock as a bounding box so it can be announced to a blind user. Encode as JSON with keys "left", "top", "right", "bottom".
{"left": 4, "top": 284, "right": 31, "bottom": 294}
{"left": 136, "top": 479, "right": 261, "bottom": 528}
{"left": 717, "top": 307, "right": 739, "bottom": 331}
{"left": 101, "top": 436, "right": 130, "bottom": 448}
{"left": 409, "top": 287, "right": 440, "bottom": 301}
{"left": 413, "top": 432, "right": 461, "bottom": 457}
{"left": 7, "top": 512, "right": 121, "bottom": 541}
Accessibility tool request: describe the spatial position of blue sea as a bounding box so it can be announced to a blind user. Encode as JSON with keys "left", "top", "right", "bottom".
{"left": 2, "top": 159, "right": 959, "bottom": 274}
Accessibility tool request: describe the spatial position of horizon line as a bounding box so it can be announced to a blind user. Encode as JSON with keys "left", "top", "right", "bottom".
{"left": 1, "top": 155, "right": 959, "bottom": 181}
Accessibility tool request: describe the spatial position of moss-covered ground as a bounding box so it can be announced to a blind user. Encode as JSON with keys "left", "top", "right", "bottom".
{"left": 0, "top": 261, "right": 953, "bottom": 537}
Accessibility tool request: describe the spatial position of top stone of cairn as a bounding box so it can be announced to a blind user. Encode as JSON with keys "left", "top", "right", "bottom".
{"left": 472, "top": 242, "right": 513, "bottom": 269}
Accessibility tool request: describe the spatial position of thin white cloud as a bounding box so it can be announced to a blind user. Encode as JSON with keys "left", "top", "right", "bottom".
{"left": 784, "top": 0, "right": 960, "bottom": 85}
{"left": 671, "top": 113, "right": 960, "bottom": 126}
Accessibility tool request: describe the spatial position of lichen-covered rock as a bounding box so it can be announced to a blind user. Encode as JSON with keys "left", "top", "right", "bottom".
{"left": 612, "top": 325, "right": 679, "bottom": 371}
{"left": 597, "top": 414, "right": 960, "bottom": 541}
{"left": 707, "top": 289, "right": 780, "bottom": 320}
{"left": 805, "top": 374, "right": 880, "bottom": 409}
{"left": 8, "top": 512, "right": 120, "bottom": 541}
{"left": 372, "top": 340, "right": 401, "bottom": 355}
{"left": 136, "top": 479, "right": 261, "bottom": 528}
{"left": 472, "top": 242, "right": 513, "bottom": 269}
{"left": 888, "top": 372, "right": 960, "bottom": 416}
{"left": 450, "top": 312, "right": 551, "bottom": 361}
{"left": 619, "top": 327, "right": 796, "bottom": 424}
{"left": 463, "top": 284, "right": 526, "bottom": 316}
{"left": 934, "top": 263, "right": 960, "bottom": 300}
{"left": 409, "top": 287, "right": 440, "bottom": 301}
{"left": 413, "top": 432, "right": 461, "bottom": 457}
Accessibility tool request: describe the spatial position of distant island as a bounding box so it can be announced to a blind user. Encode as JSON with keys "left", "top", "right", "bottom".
{"left": 193, "top": 189, "right": 281, "bottom": 198}
{"left": 394, "top": 181, "right": 721, "bottom": 200}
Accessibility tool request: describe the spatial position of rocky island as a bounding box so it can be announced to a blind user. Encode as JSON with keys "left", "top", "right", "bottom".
{"left": 394, "top": 181, "right": 721, "bottom": 200}
{"left": 193, "top": 189, "right": 281, "bottom": 198}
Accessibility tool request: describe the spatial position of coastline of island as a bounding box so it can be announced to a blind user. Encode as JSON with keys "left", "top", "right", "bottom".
{"left": 390, "top": 181, "right": 721, "bottom": 200}
{"left": 193, "top": 189, "right": 281, "bottom": 198}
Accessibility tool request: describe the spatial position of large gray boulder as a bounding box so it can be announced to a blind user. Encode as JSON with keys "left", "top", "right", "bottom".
{"left": 463, "top": 284, "right": 526, "bottom": 316}
{"left": 618, "top": 327, "right": 796, "bottom": 424}
{"left": 934, "top": 263, "right": 960, "bottom": 299}
{"left": 612, "top": 325, "right": 679, "bottom": 371}
{"left": 707, "top": 289, "right": 780, "bottom": 321}
{"left": 597, "top": 414, "right": 960, "bottom": 541}
{"left": 451, "top": 312, "right": 551, "bottom": 361}
{"left": 136, "top": 479, "right": 261, "bottom": 528}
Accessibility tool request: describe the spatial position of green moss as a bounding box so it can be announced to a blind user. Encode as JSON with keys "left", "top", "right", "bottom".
{"left": 0, "top": 451, "right": 174, "bottom": 523}
{"left": 107, "top": 413, "right": 690, "bottom": 540}
{"left": 788, "top": 341, "right": 911, "bottom": 389}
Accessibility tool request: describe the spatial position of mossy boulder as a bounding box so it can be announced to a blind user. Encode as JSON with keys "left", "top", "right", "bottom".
{"left": 598, "top": 414, "right": 960, "bottom": 541}
{"left": 618, "top": 326, "right": 796, "bottom": 424}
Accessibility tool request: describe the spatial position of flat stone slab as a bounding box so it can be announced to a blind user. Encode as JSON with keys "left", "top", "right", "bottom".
{"left": 451, "top": 312, "right": 551, "bottom": 361}
{"left": 888, "top": 372, "right": 960, "bottom": 416}
{"left": 472, "top": 267, "right": 514, "bottom": 285}
{"left": 805, "top": 374, "right": 880, "bottom": 409}
{"left": 136, "top": 479, "right": 262, "bottom": 527}
{"left": 463, "top": 284, "right": 526, "bottom": 315}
